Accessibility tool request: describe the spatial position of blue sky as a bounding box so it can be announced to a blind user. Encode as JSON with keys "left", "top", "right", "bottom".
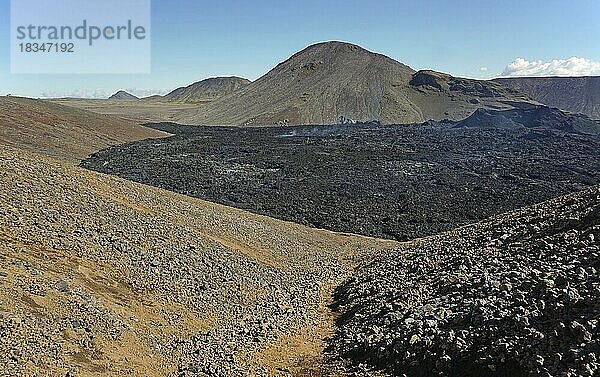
{"left": 1, "top": 0, "right": 599, "bottom": 98}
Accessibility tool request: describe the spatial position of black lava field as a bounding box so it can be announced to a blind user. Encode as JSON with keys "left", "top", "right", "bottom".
{"left": 81, "top": 107, "right": 600, "bottom": 241}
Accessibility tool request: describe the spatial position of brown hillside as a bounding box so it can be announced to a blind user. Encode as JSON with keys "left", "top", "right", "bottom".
{"left": 0, "top": 96, "right": 168, "bottom": 161}
{"left": 0, "top": 94, "right": 398, "bottom": 375}
{"left": 174, "top": 42, "right": 535, "bottom": 126}
{"left": 164, "top": 77, "right": 251, "bottom": 103}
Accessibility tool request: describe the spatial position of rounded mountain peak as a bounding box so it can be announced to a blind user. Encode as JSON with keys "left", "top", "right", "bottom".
{"left": 292, "top": 40, "right": 394, "bottom": 59}
{"left": 301, "top": 41, "right": 369, "bottom": 54}
{"left": 275, "top": 41, "right": 415, "bottom": 75}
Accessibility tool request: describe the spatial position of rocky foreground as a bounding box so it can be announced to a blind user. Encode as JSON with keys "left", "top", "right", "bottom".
{"left": 331, "top": 184, "right": 599, "bottom": 376}
{"left": 0, "top": 98, "right": 399, "bottom": 376}
{"left": 0, "top": 146, "right": 399, "bottom": 376}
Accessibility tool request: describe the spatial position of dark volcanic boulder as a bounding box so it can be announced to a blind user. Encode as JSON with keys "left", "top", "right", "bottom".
{"left": 331, "top": 186, "right": 600, "bottom": 376}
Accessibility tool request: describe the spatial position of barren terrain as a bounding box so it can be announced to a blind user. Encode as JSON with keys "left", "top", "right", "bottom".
{"left": 51, "top": 42, "right": 537, "bottom": 127}
{"left": 82, "top": 106, "right": 600, "bottom": 241}
{"left": 0, "top": 98, "right": 399, "bottom": 376}
{"left": 50, "top": 98, "right": 199, "bottom": 124}
{"left": 0, "top": 97, "right": 168, "bottom": 161}
{"left": 1, "top": 91, "right": 598, "bottom": 376}
{"left": 164, "top": 77, "right": 251, "bottom": 103}
{"left": 173, "top": 42, "right": 535, "bottom": 126}
{"left": 332, "top": 184, "right": 599, "bottom": 376}
{"left": 495, "top": 76, "right": 600, "bottom": 120}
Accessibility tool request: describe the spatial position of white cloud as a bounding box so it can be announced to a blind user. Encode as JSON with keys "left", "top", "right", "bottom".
{"left": 479, "top": 66, "right": 488, "bottom": 72}
{"left": 96, "top": 88, "right": 111, "bottom": 98}
{"left": 38, "top": 88, "right": 107, "bottom": 99}
{"left": 501, "top": 57, "right": 600, "bottom": 77}
{"left": 125, "top": 88, "right": 170, "bottom": 98}
{"left": 39, "top": 88, "right": 169, "bottom": 99}
{"left": 40, "top": 90, "right": 60, "bottom": 98}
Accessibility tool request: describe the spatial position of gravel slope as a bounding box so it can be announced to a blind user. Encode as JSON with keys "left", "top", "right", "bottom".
{"left": 0, "top": 100, "right": 399, "bottom": 376}
{"left": 0, "top": 96, "right": 168, "bottom": 162}
{"left": 0, "top": 147, "right": 399, "bottom": 376}
{"left": 2, "top": 96, "right": 598, "bottom": 376}
{"left": 331, "top": 185, "right": 600, "bottom": 376}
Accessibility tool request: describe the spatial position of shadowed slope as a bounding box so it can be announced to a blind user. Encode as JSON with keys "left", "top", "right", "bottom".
{"left": 494, "top": 76, "right": 600, "bottom": 120}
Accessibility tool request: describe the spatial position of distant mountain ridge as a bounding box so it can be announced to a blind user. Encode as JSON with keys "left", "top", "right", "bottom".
{"left": 454, "top": 106, "right": 600, "bottom": 135}
{"left": 173, "top": 41, "right": 535, "bottom": 126}
{"left": 494, "top": 76, "right": 600, "bottom": 120}
{"left": 108, "top": 91, "right": 139, "bottom": 100}
{"left": 164, "top": 77, "right": 251, "bottom": 103}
